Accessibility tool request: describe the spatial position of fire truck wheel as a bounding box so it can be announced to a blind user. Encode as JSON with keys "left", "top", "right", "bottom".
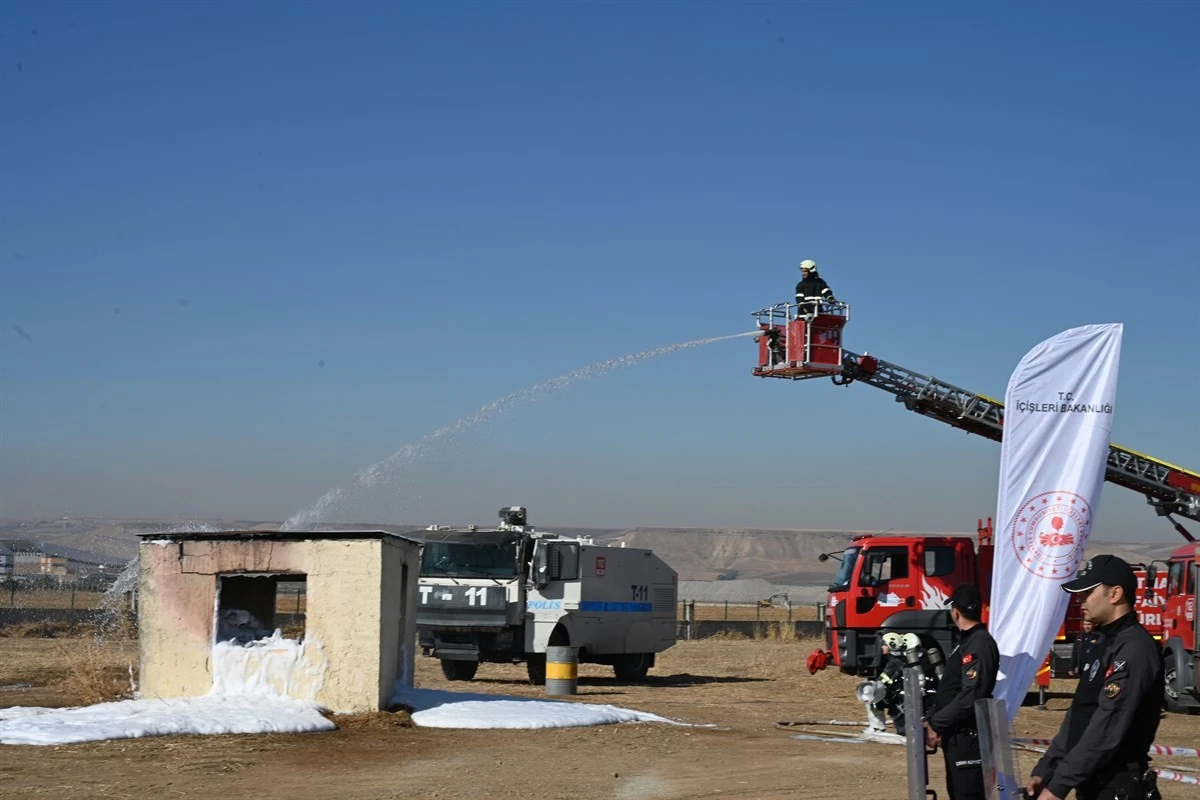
{"left": 613, "top": 653, "right": 653, "bottom": 682}
{"left": 1163, "top": 657, "right": 1187, "bottom": 714}
{"left": 526, "top": 654, "right": 547, "bottom": 685}
{"left": 440, "top": 659, "right": 478, "bottom": 682}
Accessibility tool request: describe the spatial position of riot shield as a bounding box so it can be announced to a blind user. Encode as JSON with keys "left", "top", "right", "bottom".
{"left": 975, "top": 697, "right": 1021, "bottom": 800}
{"left": 904, "top": 667, "right": 933, "bottom": 800}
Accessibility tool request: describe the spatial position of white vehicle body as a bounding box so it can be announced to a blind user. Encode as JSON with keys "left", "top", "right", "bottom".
{"left": 416, "top": 513, "right": 677, "bottom": 683}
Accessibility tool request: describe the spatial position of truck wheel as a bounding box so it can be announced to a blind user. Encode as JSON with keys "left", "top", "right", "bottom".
{"left": 526, "top": 654, "right": 546, "bottom": 685}
{"left": 1163, "top": 657, "right": 1188, "bottom": 714}
{"left": 613, "top": 653, "right": 652, "bottom": 682}
{"left": 440, "top": 659, "right": 478, "bottom": 681}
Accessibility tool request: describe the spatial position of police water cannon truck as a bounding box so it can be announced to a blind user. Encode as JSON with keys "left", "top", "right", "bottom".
{"left": 416, "top": 506, "right": 678, "bottom": 684}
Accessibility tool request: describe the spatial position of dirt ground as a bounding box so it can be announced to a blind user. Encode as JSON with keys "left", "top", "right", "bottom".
{"left": 0, "top": 635, "right": 1196, "bottom": 800}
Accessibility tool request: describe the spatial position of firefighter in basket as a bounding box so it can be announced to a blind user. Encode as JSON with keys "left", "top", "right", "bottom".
{"left": 794, "top": 259, "right": 836, "bottom": 316}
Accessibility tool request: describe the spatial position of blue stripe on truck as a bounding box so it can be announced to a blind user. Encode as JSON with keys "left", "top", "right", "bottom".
{"left": 579, "top": 601, "right": 653, "bottom": 613}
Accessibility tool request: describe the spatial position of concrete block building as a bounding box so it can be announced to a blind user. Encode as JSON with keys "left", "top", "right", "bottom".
{"left": 137, "top": 530, "right": 421, "bottom": 713}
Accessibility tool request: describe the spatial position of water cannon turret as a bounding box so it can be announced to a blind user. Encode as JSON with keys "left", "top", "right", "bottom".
{"left": 499, "top": 506, "right": 528, "bottom": 528}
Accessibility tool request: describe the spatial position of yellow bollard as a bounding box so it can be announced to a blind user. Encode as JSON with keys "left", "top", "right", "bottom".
{"left": 545, "top": 646, "right": 578, "bottom": 696}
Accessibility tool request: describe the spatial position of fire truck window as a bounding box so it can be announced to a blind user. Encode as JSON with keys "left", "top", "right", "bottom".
{"left": 830, "top": 547, "right": 860, "bottom": 591}
{"left": 924, "top": 546, "right": 955, "bottom": 578}
{"left": 862, "top": 547, "right": 909, "bottom": 585}
{"left": 1167, "top": 562, "right": 1183, "bottom": 596}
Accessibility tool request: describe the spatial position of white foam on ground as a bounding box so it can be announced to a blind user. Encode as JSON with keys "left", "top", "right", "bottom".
{"left": 1, "top": 631, "right": 336, "bottom": 746}
{"left": 0, "top": 639, "right": 684, "bottom": 745}
{"left": 391, "top": 683, "right": 682, "bottom": 730}
{"left": 0, "top": 695, "right": 335, "bottom": 745}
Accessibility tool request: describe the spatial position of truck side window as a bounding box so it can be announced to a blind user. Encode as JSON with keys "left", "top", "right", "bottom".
{"left": 924, "top": 546, "right": 955, "bottom": 578}
{"left": 1167, "top": 562, "right": 1184, "bottom": 596}
{"left": 548, "top": 543, "right": 580, "bottom": 581}
{"left": 861, "top": 547, "right": 909, "bottom": 585}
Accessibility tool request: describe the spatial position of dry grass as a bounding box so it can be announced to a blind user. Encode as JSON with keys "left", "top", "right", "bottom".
{"left": 688, "top": 603, "right": 820, "bottom": 622}
{"left": 756, "top": 621, "right": 799, "bottom": 641}
{"left": 0, "top": 621, "right": 139, "bottom": 706}
{"left": 51, "top": 638, "right": 137, "bottom": 705}
{"left": 702, "top": 623, "right": 800, "bottom": 641}
{"left": 0, "top": 620, "right": 86, "bottom": 638}
{"left": 702, "top": 629, "right": 750, "bottom": 640}
{"left": 92, "top": 602, "right": 138, "bottom": 641}
{"left": 1, "top": 589, "right": 107, "bottom": 610}
{"left": 329, "top": 709, "right": 415, "bottom": 730}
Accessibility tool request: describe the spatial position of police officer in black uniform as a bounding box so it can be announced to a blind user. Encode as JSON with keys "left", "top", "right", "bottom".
{"left": 924, "top": 583, "right": 1000, "bottom": 800}
{"left": 1026, "top": 555, "right": 1164, "bottom": 800}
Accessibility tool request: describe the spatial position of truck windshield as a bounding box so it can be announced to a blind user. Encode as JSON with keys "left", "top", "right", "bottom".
{"left": 829, "top": 547, "right": 861, "bottom": 591}
{"left": 420, "top": 540, "right": 519, "bottom": 578}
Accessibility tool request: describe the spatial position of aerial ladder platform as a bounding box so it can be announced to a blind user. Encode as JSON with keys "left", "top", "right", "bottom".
{"left": 751, "top": 301, "right": 1200, "bottom": 531}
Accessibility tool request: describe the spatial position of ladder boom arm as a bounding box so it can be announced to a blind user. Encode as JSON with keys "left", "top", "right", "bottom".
{"left": 836, "top": 351, "right": 1200, "bottom": 524}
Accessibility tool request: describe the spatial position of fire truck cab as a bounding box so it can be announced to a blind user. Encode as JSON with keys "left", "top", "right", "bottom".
{"left": 1145, "top": 542, "right": 1199, "bottom": 713}
{"left": 816, "top": 519, "right": 1084, "bottom": 679}
{"left": 819, "top": 522, "right": 995, "bottom": 677}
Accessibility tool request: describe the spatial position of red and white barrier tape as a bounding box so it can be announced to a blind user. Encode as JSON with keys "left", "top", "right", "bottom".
{"left": 1011, "top": 738, "right": 1198, "bottom": 758}
{"left": 791, "top": 732, "right": 1200, "bottom": 784}
{"left": 1148, "top": 743, "right": 1200, "bottom": 758}
{"left": 1157, "top": 769, "right": 1199, "bottom": 786}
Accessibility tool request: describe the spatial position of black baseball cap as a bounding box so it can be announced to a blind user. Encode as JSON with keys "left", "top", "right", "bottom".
{"left": 1062, "top": 555, "right": 1138, "bottom": 600}
{"left": 946, "top": 583, "right": 983, "bottom": 618}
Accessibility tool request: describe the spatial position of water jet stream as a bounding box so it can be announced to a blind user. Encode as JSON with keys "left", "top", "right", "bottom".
{"left": 282, "top": 331, "right": 758, "bottom": 531}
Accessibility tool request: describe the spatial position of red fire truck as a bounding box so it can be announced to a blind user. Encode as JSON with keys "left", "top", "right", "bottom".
{"left": 813, "top": 517, "right": 1082, "bottom": 678}
{"left": 751, "top": 300, "right": 1200, "bottom": 702}
{"left": 1145, "top": 542, "right": 1199, "bottom": 713}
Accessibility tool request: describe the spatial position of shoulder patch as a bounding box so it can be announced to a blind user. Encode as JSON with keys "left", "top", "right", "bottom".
{"left": 1103, "top": 682, "right": 1121, "bottom": 699}
{"left": 962, "top": 653, "right": 975, "bottom": 665}
{"left": 965, "top": 665, "right": 978, "bottom": 681}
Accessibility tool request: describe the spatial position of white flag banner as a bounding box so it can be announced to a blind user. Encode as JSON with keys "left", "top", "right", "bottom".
{"left": 990, "top": 323, "right": 1122, "bottom": 722}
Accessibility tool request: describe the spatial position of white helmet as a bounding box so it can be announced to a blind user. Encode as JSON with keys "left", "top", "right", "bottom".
{"left": 799, "top": 259, "right": 817, "bottom": 272}
{"left": 882, "top": 632, "right": 903, "bottom": 651}
{"left": 901, "top": 633, "right": 922, "bottom": 652}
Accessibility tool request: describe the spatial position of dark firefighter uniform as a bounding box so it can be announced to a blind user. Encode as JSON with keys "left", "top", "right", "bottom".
{"left": 927, "top": 621, "right": 1000, "bottom": 800}
{"left": 1031, "top": 611, "right": 1164, "bottom": 800}
{"left": 794, "top": 269, "right": 835, "bottom": 313}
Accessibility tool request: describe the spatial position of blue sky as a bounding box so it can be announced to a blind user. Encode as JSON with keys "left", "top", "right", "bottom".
{"left": 1, "top": 1, "right": 1197, "bottom": 541}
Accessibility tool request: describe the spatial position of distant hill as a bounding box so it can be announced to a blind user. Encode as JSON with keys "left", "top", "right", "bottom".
{"left": 0, "top": 517, "right": 272, "bottom": 566}
{"left": 0, "top": 517, "right": 1186, "bottom": 584}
